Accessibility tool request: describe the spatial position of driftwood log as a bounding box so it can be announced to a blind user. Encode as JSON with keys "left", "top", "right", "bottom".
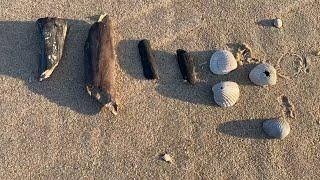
{"left": 37, "top": 17, "right": 68, "bottom": 81}
{"left": 84, "top": 15, "right": 118, "bottom": 115}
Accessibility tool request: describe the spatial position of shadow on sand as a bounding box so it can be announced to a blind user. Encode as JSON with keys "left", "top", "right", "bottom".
{"left": 0, "top": 19, "right": 101, "bottom": 115}
{"left": 217, "top": 119, "right": 270, "bottom": 139}
{"left": 256, "top": 19, "right": 275, "bottom": 27}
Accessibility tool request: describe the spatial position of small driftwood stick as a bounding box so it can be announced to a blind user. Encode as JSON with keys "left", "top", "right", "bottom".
{"left": 176, "top": 49, "right": 196, "bottom": 85}
{"left": 37, "top": 17, "right": 68, "bottom": 81}
{"left": 84, "top": 15, "right": 118, "bottom": 115}
{"left": 138, "top": 39, "right": 159, "bottom": 79}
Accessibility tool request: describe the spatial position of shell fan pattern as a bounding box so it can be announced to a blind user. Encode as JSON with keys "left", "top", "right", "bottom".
{"left": 210, "top": 50, "right": 238, "bottom": 75}
{"left": 212, "top": 81, "right": 240, "bottom": 107}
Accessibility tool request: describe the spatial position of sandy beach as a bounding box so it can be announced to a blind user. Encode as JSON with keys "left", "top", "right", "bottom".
{"left": 0, "top": 0, "right": 319, "bottom": 179}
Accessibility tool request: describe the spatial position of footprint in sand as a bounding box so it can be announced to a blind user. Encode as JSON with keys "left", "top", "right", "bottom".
{"left": 278, "top": 95, "right": 296, "bottom": 119}
{"left": 276, "top": 50, "right": 311, "bottom": 79}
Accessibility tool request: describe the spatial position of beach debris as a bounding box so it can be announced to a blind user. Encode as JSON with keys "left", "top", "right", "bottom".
{"left": 262, "top": 118, "right": 290, "bottom": 139}
{"left": 212, "top": 81, "right": 240, "bottom": 107}
{"left": 138, "top": 39, "right": 159, "bottom": 80}
{"left": 161, "top": 154, "right": 173, "bottom": 163}
{"left": 37, "top": 17, "right": 68, "bottom": 81}
{"left": 273, "top": 18, "right": 283, "bottom": 28}
{"left": 249, "top": 63, "right": 277, "bottom": 86}
{"left": 210, "top": 50, "right": 237, "bottom": 75}
{"left": 84, "top": 14, "right": 118, "bottom": 115}
{"left": 278, "top": 95, "right": 296, "bottom": 119}
{"left": 227, "top": 43, "right": 261, "bottom": 65}
{"left": 234, "top": 43, "right": 253, "bottom": 64}
{"left": 176, "top": 49, "right": 196, "bottom": 85}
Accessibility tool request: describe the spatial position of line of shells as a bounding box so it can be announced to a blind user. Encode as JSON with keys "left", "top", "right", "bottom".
{"left": 209, "top": 49, "right": 278, "bottom": 107}
{"left": 209, "top": 50, "right": 239, "bottom": 107}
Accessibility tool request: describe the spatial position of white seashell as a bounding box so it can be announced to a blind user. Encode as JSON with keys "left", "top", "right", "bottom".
{"left": 249, "top": 63, "right": 277, "bottom": 86}
{"left": 262, "top": 118, "right": 290, "bottom": 139}
{"left": 210, "top": 50, "right": 238, "bottom": 75}
{"left": 212, "top": 81, "right": 240, "bottom": 107}
{"left": 273, "top": 18, "right": 283, "bottom": 28}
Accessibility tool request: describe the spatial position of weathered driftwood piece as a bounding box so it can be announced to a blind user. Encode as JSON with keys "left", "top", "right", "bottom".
{"left": 37, "top": 17, "right": 68, "bottom": 81}
{"left": 84, "top": 15, "right": 118, "bottom": 115}
{"left": 138, "top": 39, "right": 159, "bottom": 79}
{"left": 176, "top": 49, "right": 196, "bottom": 85}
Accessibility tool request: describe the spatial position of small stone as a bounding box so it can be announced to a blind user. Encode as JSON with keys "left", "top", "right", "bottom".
{"left": 161, "top": 154, "right": 173, "bottom": 163}
{"left": 273, "top": 18, "right": 283, "bottom": 28}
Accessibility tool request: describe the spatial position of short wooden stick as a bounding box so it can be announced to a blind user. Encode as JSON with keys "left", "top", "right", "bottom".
{"left": 138, "top": 39, "right": 159, "bottom": 80}
{"left": 176, "top": 49, "right": 196, "bottom": 85}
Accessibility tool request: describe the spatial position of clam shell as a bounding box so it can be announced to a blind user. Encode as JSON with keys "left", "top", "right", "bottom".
{"left": 212, "top": 81, "right": 240, "bottom": 107}
{"left": 210, "top": 50, "right": 238, "bottom": 75}
{"left": 262, "top": 118, "right": 290, "bottom": 139}
{"left": 249, "top": 63, "right": 277, "bottom": 86}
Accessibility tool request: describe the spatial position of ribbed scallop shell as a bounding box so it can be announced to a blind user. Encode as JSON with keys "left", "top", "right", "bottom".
{"left": 210, "top": 50, "right": 238, "bottom": 75}
{"left": 249, "top": 63, "right": 277, "bottom": 86}
{"left": 262, "top": 118, "right": 290, "bottom": 139}
{"left": 212, "top": 81, "right": 240, "bottom": 107}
